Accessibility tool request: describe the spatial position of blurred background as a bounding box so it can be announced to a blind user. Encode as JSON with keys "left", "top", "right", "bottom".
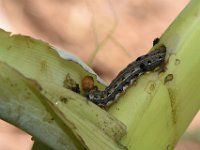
{"left": 0, "top": 0, "right": 199, "bottom": 150}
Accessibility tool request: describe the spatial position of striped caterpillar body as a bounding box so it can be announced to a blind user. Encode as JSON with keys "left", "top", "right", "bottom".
{"left": 87, "top": 45, "right": 167, "bottom": 106}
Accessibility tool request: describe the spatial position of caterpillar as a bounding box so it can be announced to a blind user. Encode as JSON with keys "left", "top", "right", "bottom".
{"left": 86, "top": 44, "right": 167, "bottom": 106}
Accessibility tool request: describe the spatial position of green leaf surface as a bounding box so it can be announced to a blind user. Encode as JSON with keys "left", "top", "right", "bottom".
{"left": 0, "top": 30, "right": 126, "bottom": 150}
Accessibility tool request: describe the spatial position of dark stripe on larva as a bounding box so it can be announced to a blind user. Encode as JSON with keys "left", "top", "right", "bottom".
{"left": 87, "top": 45, "right": 166, "bottom": 106}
